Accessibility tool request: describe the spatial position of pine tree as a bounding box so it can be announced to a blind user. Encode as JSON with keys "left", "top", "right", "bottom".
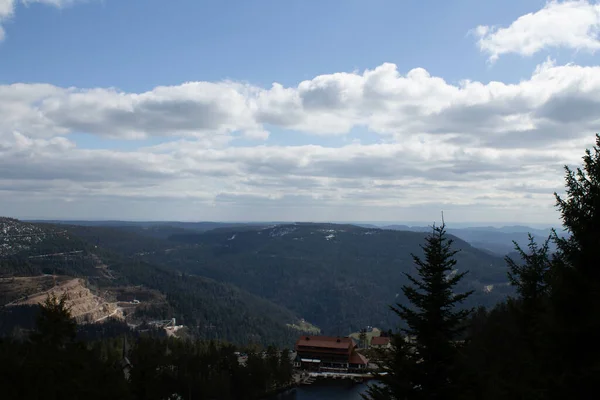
{"left": 359, "top": 329, "right": 368, "bottom": 349}
{"left": 277, "top": 348, "right": 293, "bottom": 386}
{"left": 505, "top": 234, "right": 552, "bottom": 327}
{"left": 364, "top": 223, "right": 473, "bottom": 400}
{"left": 30, "top": 293, "right": 77, "bottom": 348}
{"left": 499, "top": 235, "right": 553, "bottom": 399}
{"left": 547, "top": 133, "right": 600, "bottom": 399}
{"left": 363, "top": 334, "right": 419, "bottom": 400}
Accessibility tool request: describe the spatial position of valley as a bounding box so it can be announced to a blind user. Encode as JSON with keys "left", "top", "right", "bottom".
{"left": 3, "top": 3, "right": 598, "bottom": 397}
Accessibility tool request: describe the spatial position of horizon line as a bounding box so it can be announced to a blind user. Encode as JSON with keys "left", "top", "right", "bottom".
{"left": 19, "top": 218, "right": 561, "bottom": 229}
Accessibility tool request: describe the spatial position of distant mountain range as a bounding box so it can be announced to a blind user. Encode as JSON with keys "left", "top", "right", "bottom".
{"left": 29, "top": 219, "right": 567, "bottom": 256}
{"left": 371, "top": 224, "right": 567, "bottom": 256}
{"left": 2, "top": 218, "right": 561, "bottom": 343}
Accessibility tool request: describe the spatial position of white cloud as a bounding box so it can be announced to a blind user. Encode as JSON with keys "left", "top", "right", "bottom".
{"left": 0, "top": 0, "right": 15, "bottom": 15}
{"left": 0, "top": 0, "right": 15, "bottom": 41}
{"left": 473, "top": 0, "right": 600, "bottom": 62}
{"left": 5, "top": 61, "right": 600, "bottom": 144}
{"left": 0, "top": 0, "right": 92, "bottom": 42}
{"left": 2, "top": 59, "right": 599, "bottom": 222}
{"left": 22, "top": 0, "right": 88, "bottom": 5}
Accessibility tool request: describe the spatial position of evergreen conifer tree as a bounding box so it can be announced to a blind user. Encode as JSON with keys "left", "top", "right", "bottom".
{"left": 506, "top": 235, "right": 553, "bottom": 344}
{"left": 498, "top": 235, "right": 553, "bottom": 399}
{"left": 31, "top": 294, "right": 77, "bottom": 348}
{"left": 547, "top": 133, "right": 600, "bottom": 399}
{"left": 364, "top": 222, "right": 473, "bottom": 400}
{"left": 363, "top": 333, "right": 419, "bottom": 400}
{"left": 506, "top": 235, "right": 552, "bottom": 308}
{"left": 359, "top": 329, "right": 368, "bottom": 349}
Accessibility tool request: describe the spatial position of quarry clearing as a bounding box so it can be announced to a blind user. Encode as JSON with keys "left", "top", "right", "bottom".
{"left": 3, "top": 276, "right": 124, "bottom": 324}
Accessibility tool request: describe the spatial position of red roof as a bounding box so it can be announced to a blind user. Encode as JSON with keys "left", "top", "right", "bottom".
{"left": 371, "top": 336, "right": 391, "bottom": 346}
{"left": 295, "top": 336, "right": 354, "bottom": 351}
{"left": 349, "top": 352, "right": 369, "bottom": 365}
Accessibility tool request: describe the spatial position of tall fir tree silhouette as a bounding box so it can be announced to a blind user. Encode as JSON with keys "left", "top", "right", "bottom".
{"left": 365, "top": 222, "right": 473, "bottom": 400}
{"left": 548, "top": 133, "right": 600, "bottom": 399}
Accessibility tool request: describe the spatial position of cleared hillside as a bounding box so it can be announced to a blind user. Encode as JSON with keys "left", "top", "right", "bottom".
{"left": 4, "top": 277, "right": 122, "bottom": 323}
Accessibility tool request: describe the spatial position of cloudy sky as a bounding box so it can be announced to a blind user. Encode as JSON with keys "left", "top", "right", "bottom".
{"left": 1, "top": 0, "right": 599, "bottom": 225}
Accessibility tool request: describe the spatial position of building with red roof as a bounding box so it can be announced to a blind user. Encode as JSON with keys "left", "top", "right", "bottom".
{"left": 370, "top": 336, "right": 391, "bottom": 349}
{"left": 294, "top": 335, "right": 369, "bottom": 372}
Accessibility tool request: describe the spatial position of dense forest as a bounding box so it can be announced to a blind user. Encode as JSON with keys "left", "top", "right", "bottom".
{"left": 160, "top": 223, "right": 511, "bottom": 331}
{"left": 365, "top": 134, "right": 600, "bottom": 400}
{"left": 0, "top": 295, "right": 294, "bottom": 399}
{"left": 0, "top": 227, "right": 304, "bottom": 346}
{"left": 2, "top": 209, "right": 516, "bottom": 341}
{"left": 48, "top": 221, "right": 514, "bottom": 334}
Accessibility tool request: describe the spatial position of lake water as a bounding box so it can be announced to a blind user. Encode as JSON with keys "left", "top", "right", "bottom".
{"left": 272, "top": 380, "right": 371, "bottom": 399}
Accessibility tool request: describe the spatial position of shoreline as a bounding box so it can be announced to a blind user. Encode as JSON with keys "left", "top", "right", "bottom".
{"left": 261, "top": 383, "right": 298, "bottom": 399}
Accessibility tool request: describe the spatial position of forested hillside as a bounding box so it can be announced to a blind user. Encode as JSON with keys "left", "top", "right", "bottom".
{"left": 148, "top": 223, "right": 511, "bottom": 334}
{"left": 0, "top": 219, "right": 305, "bottom": 346}
{"left": 1, "top": 218, "right": 515, "bottom": 339}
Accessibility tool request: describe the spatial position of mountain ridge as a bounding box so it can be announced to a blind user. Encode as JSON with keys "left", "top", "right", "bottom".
{"left": 24, "top": 218, "right": 564, "bottom": 256}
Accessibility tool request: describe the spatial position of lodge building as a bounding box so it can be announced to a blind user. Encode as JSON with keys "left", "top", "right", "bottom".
{"left": 294, "top": 335, "right": 368, "bottom": 373}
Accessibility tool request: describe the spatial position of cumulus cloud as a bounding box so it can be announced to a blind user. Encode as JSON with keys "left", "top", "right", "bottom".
{"left": 2, "top": 58, "right": 599, "bottom": 222}
{"left": 5, "top": 60, "right": 600, "bottom": 144}
{"left": 473, "top": 0, "right": 600, "bottom": 62}
{"left": 38, "top": 82, "right": 265, "bottom": 139}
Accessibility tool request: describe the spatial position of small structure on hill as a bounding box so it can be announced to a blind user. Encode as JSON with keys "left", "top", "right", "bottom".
{"left": 294, "top": 335, "right": 368, "bottom": 373}
{"left": 370, "top": 336, "right": 391, "bottom": 349}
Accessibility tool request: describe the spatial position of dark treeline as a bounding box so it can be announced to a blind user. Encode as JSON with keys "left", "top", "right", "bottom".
{"left": 0, "top": 296, "right": 294, "bottom": 400}
{"left": 0, "top": 304, "right": 38, "bottom": 337}
{"left": 365, "top": 134, "right": 600, "bottom": 400}
{"left": 0, "top": 304, "right": 167, "bottom": 339}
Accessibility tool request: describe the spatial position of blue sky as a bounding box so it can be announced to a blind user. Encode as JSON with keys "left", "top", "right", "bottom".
{"left": 1, "top": 0, "right": 599, "bottom": 224}
{"left": 3, "top": 0, "right": 558, "bottom": 90}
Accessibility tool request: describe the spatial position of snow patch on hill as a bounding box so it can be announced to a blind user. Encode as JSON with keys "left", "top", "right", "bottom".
{"left": 269, "top": 226, "right": 297, "bottom": 237}
{"left": 318, "top": 228, "right": 346, "bottom": 241}
{"left": 0, "top": 217, "right": 48, "bottom": 257}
